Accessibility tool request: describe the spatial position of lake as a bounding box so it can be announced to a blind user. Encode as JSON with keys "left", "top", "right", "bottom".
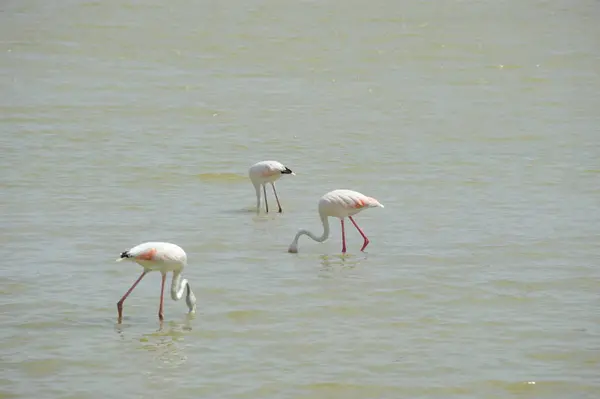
{"left": 1, "top": 0, "right": 599, "bottom": 398}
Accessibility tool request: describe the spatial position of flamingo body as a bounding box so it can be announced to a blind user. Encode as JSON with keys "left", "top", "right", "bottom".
{"left": 118, "top": 241, "right": 187, "bottom": 272}
{"left": 288, "top": 189, "right": 383, "bottom": 253}
{"left": 318, "top": 189, "right": 383, "bottom": 218}
{"left": 249, "top": 160, "right": 295, "bottom": 213}
{"left": 115, "top": 241, "right": 196, "bottom": 322}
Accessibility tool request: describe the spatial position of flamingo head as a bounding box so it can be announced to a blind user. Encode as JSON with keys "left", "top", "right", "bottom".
{"left": 281, "top": 167, "right": 295, "bottom": 176}
{"left": 116, "top": 251, "right": 131, "bottom": 262}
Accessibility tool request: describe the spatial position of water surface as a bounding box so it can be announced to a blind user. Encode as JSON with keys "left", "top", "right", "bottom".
{"left": 2, "top": 0, "right": 599, "bottom": 398}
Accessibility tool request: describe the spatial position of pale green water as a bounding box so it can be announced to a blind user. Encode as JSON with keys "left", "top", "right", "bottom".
{"left": 2, "top": 0, "right": 600, "bottom": 398}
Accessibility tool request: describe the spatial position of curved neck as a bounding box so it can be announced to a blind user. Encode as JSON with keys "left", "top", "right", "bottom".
{"left": 293, "top": 213, "right": 330, "bottom": 246}
{"left": 171, "top": 270, "right": 197, "bottom": 314}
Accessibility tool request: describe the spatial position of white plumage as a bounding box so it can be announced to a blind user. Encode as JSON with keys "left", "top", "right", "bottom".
{"left": 248, "top": 160, "right": 295, "bottom": 214}
{"left": 288, "top": 189, "right": 384, "bottom": 253}
{"left": 115, "top": 241, "right": 196, "bottom": 322}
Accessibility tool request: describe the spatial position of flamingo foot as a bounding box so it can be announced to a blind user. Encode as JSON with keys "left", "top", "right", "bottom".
{"left": 360, "top": 238, "right": 370, "bottom": 252}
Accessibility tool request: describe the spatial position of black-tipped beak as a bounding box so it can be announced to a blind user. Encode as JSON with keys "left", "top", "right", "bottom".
{"left": 120, "top": 251, "right": 131, "bottom": 259}
{"left": 281, "top": 167, "right": 293, "bottom": 175}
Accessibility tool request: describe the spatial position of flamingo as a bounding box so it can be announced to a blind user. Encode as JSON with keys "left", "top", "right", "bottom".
{"left": 249, "top": 160, "right": 295, "bottom": 214}
{"left": 288, "top": 189, "right": 384, "bottom": 253}
{"left": 115, "top": 242, "right": 196, "bottom": 322}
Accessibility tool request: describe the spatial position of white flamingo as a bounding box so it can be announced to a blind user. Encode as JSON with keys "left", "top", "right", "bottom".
{"left": 288, "top": 189, "right": 384, "bottom": 253}
{"left": 249, "top": 160, "right": 295, "bottom": 214}
{"left": 115, "top": 242, "right": 196, "bottom": 322}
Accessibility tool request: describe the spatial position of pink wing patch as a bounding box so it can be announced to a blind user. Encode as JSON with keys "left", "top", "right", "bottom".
{"left": 261, "top": 169, "right": 278, "bottom": 177}
{"left": 353, "top": 199, "right": 366, "bottom": 208}
{"left": 136, "top": 248, "right": 157, "bottom": 261}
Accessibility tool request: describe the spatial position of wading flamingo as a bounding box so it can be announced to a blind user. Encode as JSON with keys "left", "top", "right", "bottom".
{"left": 249, "top": 160, "right": 295, "bottom": 214}
{"left": 288, "top": 189, "right": 384, "bottom": 253}
{"left": 115, "top": 242, "right": 196, "bottom": 322}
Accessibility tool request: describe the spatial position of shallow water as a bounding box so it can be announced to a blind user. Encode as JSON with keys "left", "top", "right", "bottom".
{"left": 2, "top": 0, "right": 600, "bottom": 398}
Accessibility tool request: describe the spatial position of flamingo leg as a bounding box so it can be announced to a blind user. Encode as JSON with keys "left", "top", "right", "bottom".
{"left": 158, "top": 272, "right": 166, "bottom": 321}
{"left": 349, "top": 216, "right": 370, "bottom": 251}
{"left": 341, "top": 219, "right": 347, "bottom": 253}
{"left": 263, "top": 184, "right": 269, "bottom": 213}
{"left": 117, "top": 271, "right": 147, "bottom": 322}
{"left": 271, "top": 183, "right": 283, "bottom": 213}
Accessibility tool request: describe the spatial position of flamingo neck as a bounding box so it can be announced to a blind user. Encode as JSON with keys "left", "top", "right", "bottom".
{"left": 254, "top": 184, "right": 261, "bottom": 213}
{"left": 171, "top": 270, "right": 197, "bottom": 314}
{"left": 289, "top": 213, "right": 330, "bottom": 252}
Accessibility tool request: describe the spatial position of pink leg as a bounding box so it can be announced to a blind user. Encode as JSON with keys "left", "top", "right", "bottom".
{"left": 341, "top": 219, "right": 347, "bottom": 253}
{"left": 349, "top": 216, "right": 370, "bottom": 251}
{"left": 158, "top": 273, "right": 166, "bottom": 321}
{"left": 263, "top": 184, "right": 269, "bottom": 213}
{"left": 117, "top": 271, "right": 147, "bottom": 322}
{"left": 271, "top": 183, "right": 283, "bottom": 213}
